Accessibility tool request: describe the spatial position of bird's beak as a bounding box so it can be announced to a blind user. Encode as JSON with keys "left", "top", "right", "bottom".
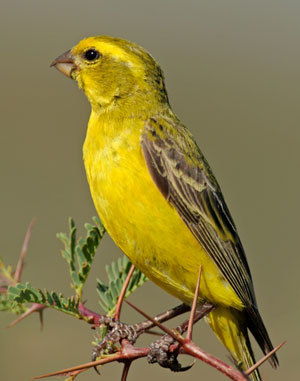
{"left": 50, "top": 49, "right": 76, "bottom": 78}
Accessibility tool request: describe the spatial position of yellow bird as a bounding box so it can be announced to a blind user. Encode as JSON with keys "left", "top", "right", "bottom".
{"left": 52, "top": 36, "right": 278, "bottom": 380}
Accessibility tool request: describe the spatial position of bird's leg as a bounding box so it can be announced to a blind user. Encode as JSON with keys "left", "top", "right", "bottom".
{"left": 92, "top": 303, "right": 190, "bottom": 360}
{"left": 147, "top": 302, "right": 214, "bottom": 372}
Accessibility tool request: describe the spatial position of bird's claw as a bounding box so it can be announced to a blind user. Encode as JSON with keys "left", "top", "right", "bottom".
{"left": 147, "top": 334, "right": 193, "bottom": 372}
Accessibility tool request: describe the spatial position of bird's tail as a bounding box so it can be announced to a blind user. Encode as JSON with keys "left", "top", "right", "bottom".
{"left": 205, "top": 306, "right": 261, "bottom": 381}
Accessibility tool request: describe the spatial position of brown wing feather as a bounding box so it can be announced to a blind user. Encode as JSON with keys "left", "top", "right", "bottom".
{"left": 141, "top": 115, "right": 278, "bottom": 367}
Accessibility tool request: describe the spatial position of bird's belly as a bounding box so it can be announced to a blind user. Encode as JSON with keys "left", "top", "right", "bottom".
{"left": 84, "top": 138, "right": 243, "bottom": 310}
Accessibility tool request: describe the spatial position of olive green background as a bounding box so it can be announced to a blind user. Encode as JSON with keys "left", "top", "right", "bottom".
{"left": 1, "top": 1, "right": 299, "bottom": 380}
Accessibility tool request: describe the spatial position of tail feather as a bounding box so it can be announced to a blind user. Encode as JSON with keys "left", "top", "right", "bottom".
{"left": 241, "top": 329, "right": 261, "bottom": 381}
{"left": 206, "top": 307, "right": 261, "bottom": 381}
{"left": 247, "top": 306, "right": 279, "bottom": 368}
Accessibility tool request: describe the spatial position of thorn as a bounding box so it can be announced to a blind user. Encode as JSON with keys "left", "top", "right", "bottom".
{"left": 245, "top": 341, "right": 286, "bottom": 376}
{"left": 39, "top": 308, "right": 44, "bottom": 331}
{"left": 34, "top": 353, "right": 121, "bottom": 379}
{"left": 125, "top": 300, "right": 185, "bottom": 345}
{"left": 176, "top": 303, "right": 214, "bottom": 336}
{"left": 114, "top": 264, "right": 135, "bottom": 321}
{"left": 121, "top": 361, "right": 132, "bottom": 381}
{"left": 186, "top": 265, "right": 202, "bottom": 341}
{"left": 93, "top": 365, "right": 101, "bottom": 376}
{"left": 14, "top": 218, "right": 36, "bottom": 282}
{"left": 34, "top": 345, "right": 148, "bottom": 379}
{"left": 7, "top": 303, "right": 46, "bottom": 328}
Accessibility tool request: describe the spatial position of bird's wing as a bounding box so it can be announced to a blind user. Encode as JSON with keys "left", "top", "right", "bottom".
{"left": 141, "top": 115, "right": 278, "bottom": 366}
{"left": 141, "top": 115, "right": 256, "bottom": 309}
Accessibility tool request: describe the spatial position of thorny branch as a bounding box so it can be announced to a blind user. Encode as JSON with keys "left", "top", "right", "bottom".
{"left": 34, "top": 267, "right": 284, "bottom": 381}
{"left": 1, "top": 223, "right": 285, "bottom": 381}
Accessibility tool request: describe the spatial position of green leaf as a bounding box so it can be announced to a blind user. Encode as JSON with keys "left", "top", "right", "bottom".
{"left": 7, "top": 283, "right": 82, "bottom": 319}
{"left": 0, "top": 291, "right": 27, "bottom": 314}
{"left": 97, "top": 255, "right": 148, "bottom": 316}
{"left": 57, "top": 217, "right": 106, "bottom": 298}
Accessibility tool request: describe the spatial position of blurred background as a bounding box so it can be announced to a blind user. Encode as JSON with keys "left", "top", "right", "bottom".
{"left": 0, "top": 0, "right": 299, "bottom": 380}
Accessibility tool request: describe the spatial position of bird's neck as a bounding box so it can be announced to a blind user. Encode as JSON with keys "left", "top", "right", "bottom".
{"left": 84, "top": 70, "right": 171, "bottom": 120}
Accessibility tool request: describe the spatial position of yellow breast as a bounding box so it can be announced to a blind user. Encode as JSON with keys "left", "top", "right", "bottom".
{"left": 83, "top": 112, "right": 243, "bottom": 310}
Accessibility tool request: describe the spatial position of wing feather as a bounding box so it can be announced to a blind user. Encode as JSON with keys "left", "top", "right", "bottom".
{"left": 141, "top": 116, "right": 255, "bottom": 307}
{"left": 141, "top": 115, "right": 278, "bottom": 366}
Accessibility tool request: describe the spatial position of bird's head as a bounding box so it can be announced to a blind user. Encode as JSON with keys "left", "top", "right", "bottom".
{"left": 51, "top": 36, "right": 169, "bottom": 114}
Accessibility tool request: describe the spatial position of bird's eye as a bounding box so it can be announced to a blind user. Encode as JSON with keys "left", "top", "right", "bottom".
{"left": 84, "top": 49, "right": 100, "bottom": 62}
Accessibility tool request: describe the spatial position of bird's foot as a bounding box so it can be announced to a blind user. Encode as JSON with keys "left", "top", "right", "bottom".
{"left": 146, "top": 302, "right": 214, "bottom": 372}
{"left": 91, "top": 303, "right": 191, "bottom": 361}
{"left": 92, "top": 320, "right": 140, "bottom": 360}
{"left": 147, "top": 334, "right": 192, "bottom": 372}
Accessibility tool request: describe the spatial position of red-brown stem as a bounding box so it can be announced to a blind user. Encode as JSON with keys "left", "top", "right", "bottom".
{"left": 79, "top": 301, "right": 188, "bottom": 330}
{"left": 79, "top": 301, "right": 189, "bottom": 329}
{"left": 183, "top": 341, "right": 247, "bottom": 381}
{"left": 186, "top": 265, "right": 202, "bottom": 341}
{"left": 33, "top": 301, "right": 284, "bottom": 381}
{"left": 125, "top": 300, "right": 246, "bottom": 381}
{"left": 245, "top": 341, "right": 286, "bottom": 376}
{"left": 114, "top": 264, "right": 135, "bottom": 321}
{"left": 121, "top": 361, "right": 131, "bottom": 381}
{"left": 14, "top": 218, "right": 36, "bottom": 282}
{"left": 120, "top": 339, "right": 147, "bottom": 360}
{"left": 78, "top": 302, "right": 103, "bottom": 325}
